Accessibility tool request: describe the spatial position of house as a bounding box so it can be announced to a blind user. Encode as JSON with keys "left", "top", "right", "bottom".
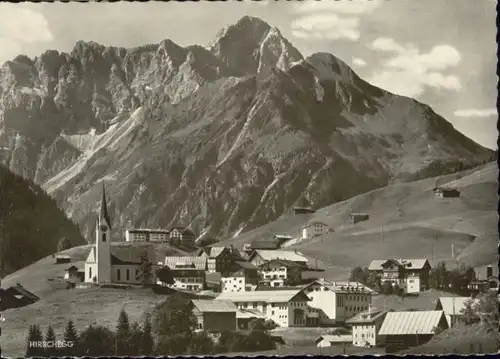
{"left": 205, "top": 272, "right": 222, "bottom": 293}
{"left": 216, "top": 289, "right": 311, "bottom": 327}
{"left": 433, "top": 187, "right": 460, "bottom": 198}
{"left": 197, "top": 245, "right": 242, "bottom": 275}
{"left": 1, "top": 283, "right": 40, "bottom": 310}
{"left": 469, "top": 265, "right": 499, "bottom": 292}
{"left": 301, "top": 221, "right": 332, "bottom": 240}
{"left": 191, "top": 299, "right": 237, "bottom": 332}
{"left": 55, "top": 255, "right": 71, "bottom": 264}
{"left": 125, "top": 229, "right": 170, "bottom": 243}
{"left": 249, "top": 239, "right": 281, "bottom": 250}
{"left": 84, "top": 185, "right": 157, "bottom": 285}
{"left": 169, "top": 226, "right": 196, "bottom": 246}
{"left": 162, "top": 256, "right": 207, "bottom": 291}
{"left": 315, "top": 335, "right": 352, "bottom": 347}
{"left": 301, "top": 279, "right": 372, "bottom": 325}
{"left": 368, "top": 258, "right": 431, "bottom": 293}
{"left": 349, "top": 213, "right": 370, "bottom": 225}
{"left": 221, "top": 261, "right": 260, "bottom": 292}
{"left": 346, "top": 307, "right": 390, "bottom": 347}
{"left": 273, "top": 234, "right": 294, "bottom": 246}
{"left": 64, "top": 265, "right": 84, "bottom": 284}
{"left": 236, "top": 308, "right": 267, "bottom": 330}
{"left": 248, "top": 250, "right": 308, "bottom": 267}
{"left": 435, "top": 297, "right": 480, "bottom": 327}
{"left": 378, "top": 310, "right": 449, "bottom": 353}
{"left": 293, "top": 206, "right": 316, "bottom": 215}
{"left": 258, "top": 259, "right": 309, "bottom": 287}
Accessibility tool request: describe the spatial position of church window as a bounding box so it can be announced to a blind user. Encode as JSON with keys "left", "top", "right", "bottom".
{"left": 117, "top": 269, "right": 121, "bottom": 281}
{"left": 102, "top": 233, "right": 107, "bottom": 242}
{"left": 89, "top": 267, "right": 92, "bottom": 279}
{"left": 126, "top": 269, "right": 130, "bottom": 281}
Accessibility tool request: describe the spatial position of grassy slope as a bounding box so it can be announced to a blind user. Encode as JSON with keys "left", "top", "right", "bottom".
{"left": 220, "top": 162, "right": 498, "bottom": 279}
{"left": 0, "top": 243, "right": 191, "bottom": 356}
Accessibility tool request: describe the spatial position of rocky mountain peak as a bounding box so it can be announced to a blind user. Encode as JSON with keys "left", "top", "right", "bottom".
{"left": 209, "top": 16, "right": 303, "bottom": 76}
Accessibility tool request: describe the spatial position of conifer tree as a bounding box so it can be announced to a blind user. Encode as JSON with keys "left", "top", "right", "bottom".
{"left": 141, "top": 313, "right": 155, "bottom": 355}
{"left": 25, "top": 324, "right": 44, "bottom": 357}
{"left": 63, "top": 319, "right": 78, "bottom": 355}
{"left": 129, "top": 322, "right": 143, "bottom": 356}
{"left": 44, "top": 325, "right": 58, "bottom": 356}
{"left": 115, "top": 308, "right": 131, "bottom": 355}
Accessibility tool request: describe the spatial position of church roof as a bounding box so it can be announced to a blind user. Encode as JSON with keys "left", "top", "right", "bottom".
{"left": 100, "top": 183, "right": 112, "bottom": 230}
{"left": 111, "top": 244, "right": 156, "bottom": 265}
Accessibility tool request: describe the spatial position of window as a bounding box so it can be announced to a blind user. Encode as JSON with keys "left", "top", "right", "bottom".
{"left": 243, "top": 302, "right": 248, "bottom": 308}
{"left": 117, "top": 269, "right": 121, "bottom": 281}
{"left": 89, "top": 267, "right": 92, "bottom": 279}
{"left": 126, "top": 269, "right": 130, "bottom": 281}
{"left": 409, "top": 280, "right": 414, "bottom": 283}
{"left": 102, "top": 233, "right": 107, "bottom": 242}
{"left": 253, "top": 302, "right": 258, "bottom": 308}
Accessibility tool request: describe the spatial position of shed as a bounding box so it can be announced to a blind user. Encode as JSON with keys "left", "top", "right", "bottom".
{"left": 349, "top": 213, "right": 370, "bottom": 224}
{"left": 55, "top": 255, "right": 71, "bottom": 264}
{"left": 379, "top": 310, "right": 448, "bottom": 353}
{"left": 433, "top": 187, "right": 460, "bottom": 198}
{"left": 191, "top": 299, "right": 237, "bottom": 332}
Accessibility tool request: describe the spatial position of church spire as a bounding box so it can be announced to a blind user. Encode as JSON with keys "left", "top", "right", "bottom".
{"left": 100, "top": 183, "right": 112, "bottom": 230}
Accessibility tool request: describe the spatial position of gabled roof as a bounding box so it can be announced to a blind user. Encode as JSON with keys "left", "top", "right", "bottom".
{"left": 163, "top": 256, "right": 207, "bottom": 270}
{"left": 303, "top": 279, "right": 375, "bottom": 294}
{"left": 192, "top": 299, "right": 237, "bottom": 313}
{"left": 259, "top": 259, "right": 308, "bottom": 270}
{"left": 250, "top": 240, "right": 280, "bottom": 250}
{"left": 110, "top": 243, "right": 156, "bottom": 265}
{"left": 252, "top": 250, "right": 308, "bottom": 263}
{"left": 236, "top": 308, "right": 267, "bottom": 319}
{"left": 315, "top": 335, "right": 352, "bottom": 344}
{"left": 208, "top": 246, "right": 227, "bottom": 258}
{"left": 206, "top": 272, "right": 222, "bottom": 283}
{"left": 346, "top": 308, "right": 390, "bottom": 324}
{"left": 233, "top": 261, "right": 258, "bottom": 270}
{"left": 368, "top": 259, "right": 430, "bottom": 271}
{"left": 6, "top": 284, "right": 39, "bottom": 302}
{"left": 436, "top": 297, "right": 479, "bottom": 315}
{"left": 86, "top": 247, "right": 96, "bottom": 263}
{"left": 216, "top": 289, "right": 310, "bottom": 303}
{"left": 378, "top": 311, "right": 446, "bottom": 335}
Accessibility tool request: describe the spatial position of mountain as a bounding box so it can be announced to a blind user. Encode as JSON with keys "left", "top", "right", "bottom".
{"left": 220, "top": 162, "right": 498, "bottom": 279}
{"left": 0, "top": 165, "right": 85, "bottom": 277}
{"left": 0, "top": 16, "right": 494, "bottom": 242}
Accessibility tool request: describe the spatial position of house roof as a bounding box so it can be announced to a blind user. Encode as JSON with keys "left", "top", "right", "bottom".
{"left": 378, "top": 311, "right": 446, "bottom": 336}
{"left": 259, "top": 259, "right": 308, "bottom": 270}
{"left": 170, "top": 227, "right": 195, "bottom": 236}
{"left": 436, "top": 297, "right": 479, "bottom": 315}
{"left": 192, "top": 299, "right": 237, "bottom": 312}
{"left": 250, "top": 239, "right": 280, "bottom": 250}
{"left": 126, "top": 228, "right": 170, "bottom": 234}
{"left": 233, "top": 261, "right": 258, "bottom": 270}
{"left": 252, "top": 250, "right": 308, "bottom": 263}
{"left": 315, "top": 335, "right": 352, "bottom": 344}
{"left": 205, "top": 272, "right": 222, "bottom": 283}
{"left": 301, "top": 221, "right": 329, "bottom": 229}
{"left": 236, "top": 308, "right": 267, "bottom": 319}
{"left": 207, "top": 246, "right": 227, "bottom": 258}
{"left": 110, "top": 243, "right": 156, "bottom": 265}
{"left": 433, "top": 187, "right": 460, "bottom": 192}
{"left": 350, "top": 212, "right": 369, "bottom": 216}
{"left": 6, "top": 284, "right": 39, "bottom": 302}
{"left": 368, "top": 258, "right": 430, "bottom": 271}
{"left": 163, "top": 256, "right": 207, "bottom": 270}
{"left": 55, "top": 255, "right": 71, "bottom": 259}
{"left": 346, "top": 308, "right": 390, "bottom": 324}
{"left": 303, "top": 279, "right": 375, "bottom": 294}
{"left": 216, "top": 289, "right": 309, "bottom": 303}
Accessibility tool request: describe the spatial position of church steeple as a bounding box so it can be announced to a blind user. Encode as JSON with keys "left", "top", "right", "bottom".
{"left": 99, "top": 183, "right": 112, "bottom": 230}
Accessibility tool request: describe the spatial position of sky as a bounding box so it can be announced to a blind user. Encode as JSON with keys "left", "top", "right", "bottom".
{"left": 0, "top": 0, "right": 497, "bottom": 149}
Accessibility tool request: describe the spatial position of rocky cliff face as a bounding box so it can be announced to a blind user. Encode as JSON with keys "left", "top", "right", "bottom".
{"left": 0, "top": 16, "right": 493, "bottom": 242}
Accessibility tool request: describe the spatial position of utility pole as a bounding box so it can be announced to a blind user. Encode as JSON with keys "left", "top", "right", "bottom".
{"left": 431, "top": 233, "right": 435, "bottom": 267}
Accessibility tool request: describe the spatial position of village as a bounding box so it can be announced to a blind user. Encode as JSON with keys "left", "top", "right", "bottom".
{"left": 1, "top": 184, "right": 498, "bottom": 355}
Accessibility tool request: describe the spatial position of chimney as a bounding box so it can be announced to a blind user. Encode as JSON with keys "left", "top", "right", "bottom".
{"left": 487, "top": 265, "right": 493, "bottom": 278}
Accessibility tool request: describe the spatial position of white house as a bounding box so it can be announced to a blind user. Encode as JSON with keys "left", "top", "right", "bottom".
{"left": 315, "top": 335, "right": 352, "bottom": 347}
{"left": 346, "top": 307, "right": 390, "bottom": 347}
{"left": 248, "top": 249, "right": 308, "bottom": 267}
{"left": 125, "top": 229, "right": 170, "bottom": 243}
{"left": 216, "top": 289, "right": 311, "bottom": 327}
{"left": 301, "top": 221, "right": 332, "bottom": 240}
{"left": 300, "top": 279, "right": 372, "bottom": 325}
{"left": 64, "top": 265, "right": 84, "bottom": 284}
{"left": 368, "top": 258, "right": 431, "bottom": 293}
{"left": 84, "top": 185, "right": 157, "bottom": 285}
{"left": 221, "top": 261, "right": 260, "bottom": 292}
{"left": 162, "top": 256, "right": 207, "bottom": 291}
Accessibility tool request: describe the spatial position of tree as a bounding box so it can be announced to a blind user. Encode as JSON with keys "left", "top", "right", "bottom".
{"left": 62, "top": 319, "right": 79, "bottom": 356}
{"left": 152, "top": 294, "right": 196, "bottom": 355}
{"left": 129, "top": 322, "right": 143, "bottom": 356}
{"left": 76, "top": 325, "right": 115, "bottom": 356}
{"left": 44, "top": 325, "right": 58, "bottom": 356}
{"left": 115, "top": 308, "right": 131, "bottom": 355}
{"left": 187, "top": 331, "right": 214, "bottom": 355}
{"left": 140, "top": 313, "right": 155, "bottom": 355}
{"left": 136, "top": 253, "right": 153, "bottom": 286}
{"left": 349, "top": 266, "right": 365, "bottom": 283}
{"left": 25, "top": 324, "right": 44, "bottom": 357}
{"left": 156, "top": 266, "right": 175, "bottom": 286}
{"left": 380, "top": 281, "right": 393, "bottom": 295}
{"left": 57, "top": 237, "right": 72, "bottom": 252}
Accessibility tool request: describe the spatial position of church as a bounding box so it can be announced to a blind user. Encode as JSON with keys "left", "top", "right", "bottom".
{"left": 84, "top": 185, "right": 157, "bottom": 285}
